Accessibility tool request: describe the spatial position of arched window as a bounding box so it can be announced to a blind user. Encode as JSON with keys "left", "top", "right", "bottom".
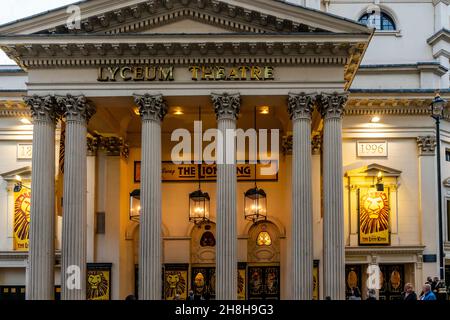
{"left": 358, "top": 12, "right": 396, "bottom": 31}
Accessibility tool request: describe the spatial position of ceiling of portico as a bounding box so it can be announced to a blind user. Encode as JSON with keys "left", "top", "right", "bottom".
{"left": 87, "top": 94, "right": 321, "bottom": 147}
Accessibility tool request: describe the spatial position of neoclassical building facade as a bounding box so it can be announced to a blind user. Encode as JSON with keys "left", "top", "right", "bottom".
{"left": 0, "top": 0, "right": 448, "bottom": 300}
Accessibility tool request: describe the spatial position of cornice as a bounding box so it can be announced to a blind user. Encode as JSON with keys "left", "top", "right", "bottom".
{"left": 0, "top": 36, "right": 362, "bottom": 69}
{"left": 358, "top": 62, "right": 449, "bottom": 76}
{"left": 345, "top": 245, "right": 425, "bottom": 256}
{"left": 427, "top": 28, "right": 450, "bottom": 46}
{"left": 0, "top": 100, "right": 30, "bottom": 117}
{"left": 345, "top": 97, "right": 439, "bottom": 118}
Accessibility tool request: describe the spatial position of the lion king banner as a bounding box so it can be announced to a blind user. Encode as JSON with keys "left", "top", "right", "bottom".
{"left": 86, "top": 263, "right": 112, "bottom": 300}
{"left": 358, "top": 189, "right": 390, "bottom": 245}
{"left": 164, "top": 264, "right": 188, "bottom": 300}
{"left": 13, "top": 184, "right": 31, "bottom": 251}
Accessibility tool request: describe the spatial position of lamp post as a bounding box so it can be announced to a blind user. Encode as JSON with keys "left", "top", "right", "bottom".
{"left": 430, "top": 93, "right": 447, "bottom": 281}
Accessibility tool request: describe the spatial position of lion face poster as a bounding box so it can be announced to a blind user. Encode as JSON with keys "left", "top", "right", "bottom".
{"left": 87, "top": 270, "right": 111, "bottom": 300}
{"left": 164, "top": 270, "right": 187, "bottom": 300}
{"left": 358, "top": 189, "right": 390, "bottom": 245}
{"left": 13, "top": 185, "right": 31, "bottom": 251}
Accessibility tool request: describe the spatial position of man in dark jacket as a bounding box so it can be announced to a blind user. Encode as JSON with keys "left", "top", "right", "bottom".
{"left": 401, "top": 283, "right": 417, "bottom": 301}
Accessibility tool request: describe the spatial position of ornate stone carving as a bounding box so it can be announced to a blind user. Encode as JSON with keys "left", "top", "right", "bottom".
{"left": 56, "top": 94, "right": 96, "bottom": 123}
{"left": 318, "top": 92, "right": 348, "bottom": 119}
{"left": 311, "top": 134, "right": 322, "bottom": 155}
{"left": 87, "top": 134, "right": 129, "bottom": 159}
{"left": 287, "top": 93, "right": 315, "bottom": 120}
{"left": 133, "top": 93, "right": 167, "bottom": 122}
{"left": 211, "top": 92, "right": 241, "bottom": 120}
{"left": 86, "top": 135, "right": 100, "bottom": 156}
{"left": 23, "top": 95, "right": 58, "bottom": 123}
{"left": 417, "top": 136, "right": 436, "bottom": 156}
{"left": 282, "top": 134, "right": 293, "bottom": 155}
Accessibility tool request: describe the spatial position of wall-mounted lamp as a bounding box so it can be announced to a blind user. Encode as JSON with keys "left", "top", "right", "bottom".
{"left": 375, "top": 171, "right": 384, "bottom": 191}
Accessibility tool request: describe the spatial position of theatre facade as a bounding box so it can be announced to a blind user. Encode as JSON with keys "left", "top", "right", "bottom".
{"left": 0, "top": 0, "right": 449, "bottom": 301}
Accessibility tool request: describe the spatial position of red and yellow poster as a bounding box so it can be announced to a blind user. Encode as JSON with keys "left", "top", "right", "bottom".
{"left": 13, "top": 185, "right": 31, "bottom": 251}
{"left": 359, "top": 189, "right": 390, "bottom": 245}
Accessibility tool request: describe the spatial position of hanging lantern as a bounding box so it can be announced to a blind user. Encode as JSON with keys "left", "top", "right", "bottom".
{"left": 129, "top": 189, "right": 140, "bottom": 222}
{"left": 244, "top": 187, "right": 267, "bottom": 222}
{"left": 189, "top": 189, "right": 210, "bottom": 224}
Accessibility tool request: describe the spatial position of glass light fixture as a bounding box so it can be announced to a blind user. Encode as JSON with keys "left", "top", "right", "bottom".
{"left": 244, "top": 187, "right": 267, "bottom": 222}
{"left": 430, "top": 93, "right": 447, "bottom": 119}
{"left": 129, "top": 189, "right": 140, "bottom": 222}
{"left": 189, "top": 106, "right": 210, "bottom": 224}
{"left": 244, "top": 106, "right": 268, "bottom": 223}
{"left": 189, "top": 189, "right": 210, "bottom": 224}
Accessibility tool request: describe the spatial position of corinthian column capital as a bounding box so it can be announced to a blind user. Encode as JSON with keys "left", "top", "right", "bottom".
{"left": 211, "top": 92, "right": 241, "bottom": 120}
{"left": 23, "top": 95, "right": 58, "bottom": 123}
{"left": 57, "top": 94, "right": 96, "bottom": 123}
{"left": 287, "top": 92, "right": 316, "bottom": 120}
{"left": 417, "top": 135, "right": 437, "bottom": 156}
{"left": 318, "top": 92, "right": 348, "bottom": 120}
{"left": 134, "top": 93, "right": 167, "bottom": 122}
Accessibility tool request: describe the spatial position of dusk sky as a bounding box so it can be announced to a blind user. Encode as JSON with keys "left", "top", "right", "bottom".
{"left": 0, "top": 0, "right": 78, "bottom": 64}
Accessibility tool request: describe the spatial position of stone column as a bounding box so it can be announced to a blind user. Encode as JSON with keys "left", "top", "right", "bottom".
{"left": 417, "top": 136, "right": 440, "bottom": 278}
{"left": 134, "top": 94, "right": 167, "bottom": 300}
{"left": 23, "top": 95, "right": 58, "bottom": 300}
{"left": 57, "top": 95, "right": 96, "bottom": 300}
{"left": 318, "top": 92, "right": 348, "bottom": 300}
{"left": 287, "top": 93, "right": 315, "bottom": 300}
{"left": 211, "top": 92, "right": 240, "bottom": 300}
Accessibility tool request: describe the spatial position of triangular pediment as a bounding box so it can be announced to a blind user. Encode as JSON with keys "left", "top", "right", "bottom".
{"left": 346, "top": 164, "right": 402, "bottom": 178}
{"left": 0, "top": 0, "right": 371, "bottom": 36}
{"left": 0, "top": 166, "right": 32, "bottom": 181}
{"left": 138, "top": 17, "right": 234, "bottom": 34}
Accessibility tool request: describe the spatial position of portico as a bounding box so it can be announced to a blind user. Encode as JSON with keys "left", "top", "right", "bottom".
{"left": 0, "top": 0, "right": 372, "bottom": 300}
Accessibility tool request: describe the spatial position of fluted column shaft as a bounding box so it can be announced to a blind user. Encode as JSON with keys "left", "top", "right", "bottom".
{"left": 134, "top": 94, "right": 167, "bottom": 300}
{"left": 319, "top": 92, "right": 348, "bottom": 300}
{"left": 288, "top": 93, "right": 315, "bottom": 300}
{"left": 212, "top": 93, "right": 240, "bottom": 300}
{"left": 58, "top": 95, "right": 95, "bottom": 300}
{"left": 24, "top": 96, "right": 58, "bottom": 300}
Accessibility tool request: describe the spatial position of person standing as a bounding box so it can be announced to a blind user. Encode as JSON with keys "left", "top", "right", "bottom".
{"left": 420, "top": 284, "right": 437, "bottom": 300}
{"left": 401, "top": 283, "right": 417, "bottom": 301}
{"left": 366, "top": 289, "right": 377, "bottom": 300}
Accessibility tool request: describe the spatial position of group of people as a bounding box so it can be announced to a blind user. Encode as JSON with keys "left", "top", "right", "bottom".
{"left": 346, "top": 276, "right": 447, "bottom": 301}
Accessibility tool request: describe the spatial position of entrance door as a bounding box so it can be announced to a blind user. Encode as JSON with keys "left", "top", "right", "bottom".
{"left": 379, "top": 264, "right": 404, "bottom": 300}
{"left": 191, "top": 266, "right": 215, "bottom": 300}
{"left": 247, "top": 266, "right": 280, "bottom": 299}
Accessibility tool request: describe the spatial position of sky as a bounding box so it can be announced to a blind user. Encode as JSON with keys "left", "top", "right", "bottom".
{"left": 0, "top": 0, "right": 78, "bottom": 65}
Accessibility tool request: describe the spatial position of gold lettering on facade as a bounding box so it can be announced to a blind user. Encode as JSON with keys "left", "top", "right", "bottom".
{"left": 120, "top": 66, "right": 132, "bottom": 81}
{"left": 189, "top": 66, "right": 200, "bottom": 81}
{"left": 97, "top": 65, "right": 275, "bottom": 82}
{"left": 96, "top": 66, "right": 175, "bottom": 82}
{"left": 159, "top": 66, "right": 174, "bottom": 81}
{"left": 188, "top": 65, "right": 274, "bottom": 81}
{"left": 251, "top": 66, "right": 262, "bottom": 80}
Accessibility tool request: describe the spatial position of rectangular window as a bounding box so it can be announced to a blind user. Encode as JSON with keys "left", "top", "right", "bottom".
{"left": 446, "top": 149, "right": 450, "bottom": 162}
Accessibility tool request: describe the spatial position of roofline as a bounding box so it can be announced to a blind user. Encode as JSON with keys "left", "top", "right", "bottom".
{"left": 274, "top": 0, "right": 370, "bottom": 30}
{"left": 0, "top": 0, "right": 86, "bottom": 30}
{"left": 0, "top": 0, "right": 372, "bottom": 35}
